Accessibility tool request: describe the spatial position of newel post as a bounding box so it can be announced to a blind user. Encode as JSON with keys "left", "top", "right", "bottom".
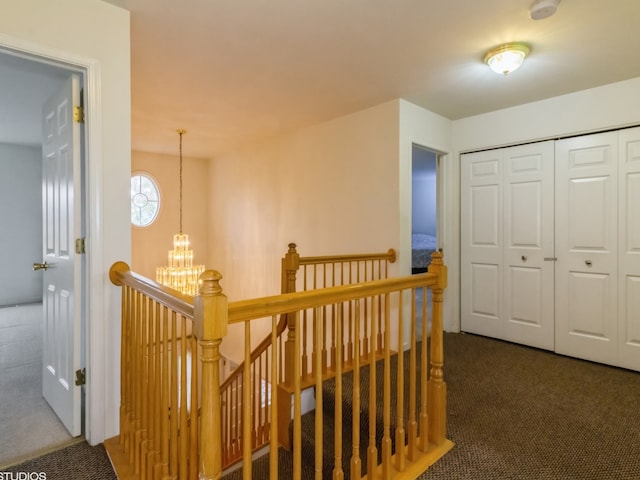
{"left": 195, "top": 270, "right": 228, "bottom": 480}
{"left": 277, "top": 243, "right": 300, "bottom": 450}
{"left": 282, "top": 242, "right": 300, "bottom": 385}
{"left": 427, "top": 250, "right": 448, "bottom": 445}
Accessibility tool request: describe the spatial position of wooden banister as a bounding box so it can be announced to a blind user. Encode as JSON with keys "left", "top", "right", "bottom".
{"left": 106, "top": 247, "right": 452, "bottom": 480}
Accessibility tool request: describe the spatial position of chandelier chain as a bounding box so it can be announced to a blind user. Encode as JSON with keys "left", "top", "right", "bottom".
{"left": 178, "top": 129, "right": 185, "bottom": 234}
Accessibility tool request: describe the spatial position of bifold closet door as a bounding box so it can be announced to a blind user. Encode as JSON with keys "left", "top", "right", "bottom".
{"left": 461, "top": 142, "right": 554, "bottom": 350}
{"left": 461, "top": 149, "right": 503, "bottom": 339}
{"left": 503, "top": 143, "right": 555, "bottom": 350}
{"left": 618, "top": 127, "right": 640, "bottom": 371}
{"left": 555, "top": 131, "right": 618, "bottom": 366}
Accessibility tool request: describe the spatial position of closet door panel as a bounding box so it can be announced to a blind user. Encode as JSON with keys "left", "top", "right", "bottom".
{"left": 503, "top": 142, "right": 555, "bottom": 350}
{"left": 555, "top": 132, "right": 618, "bottom": 366}
{"left": 619, "top": 127, "right": 640, "bottom": 370}
{"left": 461, "top": 151, "right": 504, "bottom": 338}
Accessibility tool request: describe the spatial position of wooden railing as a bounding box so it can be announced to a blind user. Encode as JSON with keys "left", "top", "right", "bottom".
{"left": 105, "top": 250, "right": 452, "bottom": 480}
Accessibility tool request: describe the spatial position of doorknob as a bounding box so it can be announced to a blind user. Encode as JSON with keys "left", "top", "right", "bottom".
{"left": 521, "top": 255, "right": 527, "bottom": 262}
{"left": 33, "top": 262, "right": 50, "bottom": 271}
{"left": 585, "top": 260, "right": 592, "bottom": 267}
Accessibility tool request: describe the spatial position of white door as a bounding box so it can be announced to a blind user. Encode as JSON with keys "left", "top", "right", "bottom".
{"left": 461, "top": 149, "right": 504, "bottom": 338}
{"left": 618, "top": 127, "right": 640, "bottom": 370}
{"left": 555, "top": 131, "right": 618, "bottom": 366}
{"left": 503, "top": 142, "right": 555, "bottom": 350}
{"left": 40, "top": 74, "right": 83, "bottom": 436}
{"left": 461, "top": 143, "right": 555, "bottom": 349}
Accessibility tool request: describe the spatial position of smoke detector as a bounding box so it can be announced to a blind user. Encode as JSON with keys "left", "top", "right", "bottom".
{"left": 529, "top": 0, "right": 561, "bottom": 20}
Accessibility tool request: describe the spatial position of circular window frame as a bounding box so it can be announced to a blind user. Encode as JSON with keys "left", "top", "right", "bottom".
{"left": 130, "top": 172, "right": 161, "bottom": 227}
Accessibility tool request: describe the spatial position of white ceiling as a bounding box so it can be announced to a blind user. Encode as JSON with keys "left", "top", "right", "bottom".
{"left": 3, "top": 0, "right": 640, "bottom": 158}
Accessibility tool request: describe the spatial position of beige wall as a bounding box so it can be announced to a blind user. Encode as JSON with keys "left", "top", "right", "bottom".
{"left": 132, "top": 151, "right": 210, "bottom": 279}
{"left": 207, "top": 100, "right": 401, "bottom": 361}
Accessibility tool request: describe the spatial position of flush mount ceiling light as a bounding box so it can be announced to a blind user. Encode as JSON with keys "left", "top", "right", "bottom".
{"left": 484, "top": 42, "right": 531, "bottom": 76}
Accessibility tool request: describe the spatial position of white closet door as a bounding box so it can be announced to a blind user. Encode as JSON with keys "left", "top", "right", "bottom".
{"left": 461, "top": 150, "right": 504, "bottom": 339}
{"left": 618, "top": 127, "right": 640, "bottom": 371}
{"left": 555, "top": 132, "right": 618, "bottom": 366}
{"left": 503, "top": 142, "right": 555, "bottom": 350}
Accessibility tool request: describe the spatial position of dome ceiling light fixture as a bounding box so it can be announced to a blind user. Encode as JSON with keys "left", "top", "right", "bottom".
{"left": 484, "top": 42, "right": 531, "bottom": 76}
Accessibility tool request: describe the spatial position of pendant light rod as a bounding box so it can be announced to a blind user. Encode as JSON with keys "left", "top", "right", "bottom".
{"left": 177, "top": 128, "right": 186, "bottom": 234}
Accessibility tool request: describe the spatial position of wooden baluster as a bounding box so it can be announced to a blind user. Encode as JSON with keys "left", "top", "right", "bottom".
{"left": 367, "top": 296, "right": 378, "bottom": 477}
{"left": 140, "top": 296, "right": 150, "bottom": 479}
{"left": 292, "top": 311, "right": 302, "bottom": 480}
{"left": 195, "top": 270, "right": 228, "bottom": 480}
{"left": 428, "top": 251, "right": 448, "bottom": 445}
{"left": 132, "top": 290, "right": 141, "bottom": 469}
{"left": 232, "top": 375, "right": 238, "bottom": 460}
{"left": 407, "top": 289, "right": 418, "bottom": 461}
{"left": 262, "top": 347, "right": 270, "bottom": 443}
{"left": 252, "top": 353, "right": 257, "bottom": 446}
{"left": 333, "top": 304, "right": 344, "bottom": 480}
{"left": 329, "top": 304, "right": 336, "bottom": 373}
{"left": 145, "top": 300, "right": 155, "bottom": 479}
{"left": 161, "top": 306, "right": 170, "bottom": 478}
{"left": 152, "top": 302, "right": 163, "bottom": 479}
{"left": 381, "top": 293, "right": 392, "bottom": 478}
{"left": 179, "top": 316, "right": 189, "bottom": 480}
{"left": 243, "top": 321, "right": 252, "bottom": 480}
{"left": 118, "top": 282, "right": 130, "bottom": 452}
{"left": 377, "top": 293, "right": 384, "bottom": 355}
{"left": 189, "top": 334, "right": 199, "bottom": 479}
{"left": 169, "top": 312, "right": 179, "bottom": 478}
{"left": 419, "top": 285, "right": 429, "bottom": 453}
{"left": 314, "top": 307, "right": 323, "bottom": 480}
{"left": 395, "top": 290, "right": 406, "bottom": 472}
{"left": 350, "top": 300, "right": 361, "bottom": 480}
{"left": 362, "top": 293, "right": 369, "bottom": 360}
{"left": 270, "top": 314, "right": 279, "bottom": 479}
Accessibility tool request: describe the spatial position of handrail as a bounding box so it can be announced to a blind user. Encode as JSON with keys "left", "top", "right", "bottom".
{"left": 298, "top": 248, "right": 397, "bottom": 265}
{"left": 109, "top": 260, "right": 194, "bottom": 317}
{"left": 228, "top": 271, "right": 440, "bottom": 323}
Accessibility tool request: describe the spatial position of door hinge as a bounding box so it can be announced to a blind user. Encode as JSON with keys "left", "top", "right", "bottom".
{"left": 75, "top": 368, "right": 86, "bottom": 386}
{"left": 75, "top": 238, "right": 86, "bottom": 254}
{"left": 74, "top": 105, "right": 84, "bottom": 123}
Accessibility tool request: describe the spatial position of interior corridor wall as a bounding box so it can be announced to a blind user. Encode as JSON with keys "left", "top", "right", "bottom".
{"left": 208, "top": 100, "right": 401, "bottom": 362}
{"left": 0, "top": 144, "right": 42, "bottom": 306}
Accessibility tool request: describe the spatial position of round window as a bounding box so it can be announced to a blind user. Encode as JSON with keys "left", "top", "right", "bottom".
{"left": 131, "top": 173, "right": 160, "bottom": 227}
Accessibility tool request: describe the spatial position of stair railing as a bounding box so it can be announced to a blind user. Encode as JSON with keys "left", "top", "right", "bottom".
{"left": 219, "top": 243, "right": 397, "bottom": 465}
{"left": 216, "top": 251, "right": 451, "bottom": 479}
{"left": 106, "top": 251, "right": 451, "bottom": 480}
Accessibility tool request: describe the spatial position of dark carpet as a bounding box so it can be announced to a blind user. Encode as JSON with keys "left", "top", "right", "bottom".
{"left": 1, "top": 441, "right": 116, "bottom": 480}
{"left": 420, "top": 332, "right": 640, "bottom": 480}
{"left": 6, "top": 332, "right": 640, "bottom": 479}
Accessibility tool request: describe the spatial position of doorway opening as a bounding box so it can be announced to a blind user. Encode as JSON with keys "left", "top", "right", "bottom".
{"left": 411, "top": 144, "right": 438, "bottom": 274}
{"left": 0, "top": 48, "right": 86, "bottom": 467}
{"left": 411, "top": 144, "right": 439, "bottom": 338}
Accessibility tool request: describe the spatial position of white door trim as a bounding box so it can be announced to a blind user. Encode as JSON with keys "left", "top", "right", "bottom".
{"left": 0, "top": 34, "right": 106, "bottom": 445}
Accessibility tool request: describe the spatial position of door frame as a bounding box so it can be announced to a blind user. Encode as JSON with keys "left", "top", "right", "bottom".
{"left": 0, "top": 38, "right": 106, "bottom": 445}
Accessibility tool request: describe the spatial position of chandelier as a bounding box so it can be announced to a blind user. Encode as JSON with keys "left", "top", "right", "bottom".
{"left": 156, "top": 129, "right": 205, "bottom": 295}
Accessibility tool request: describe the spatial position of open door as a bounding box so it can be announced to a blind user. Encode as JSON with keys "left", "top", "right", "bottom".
{"left": 38, "top": 73, "right": 84, "bottom": 437}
